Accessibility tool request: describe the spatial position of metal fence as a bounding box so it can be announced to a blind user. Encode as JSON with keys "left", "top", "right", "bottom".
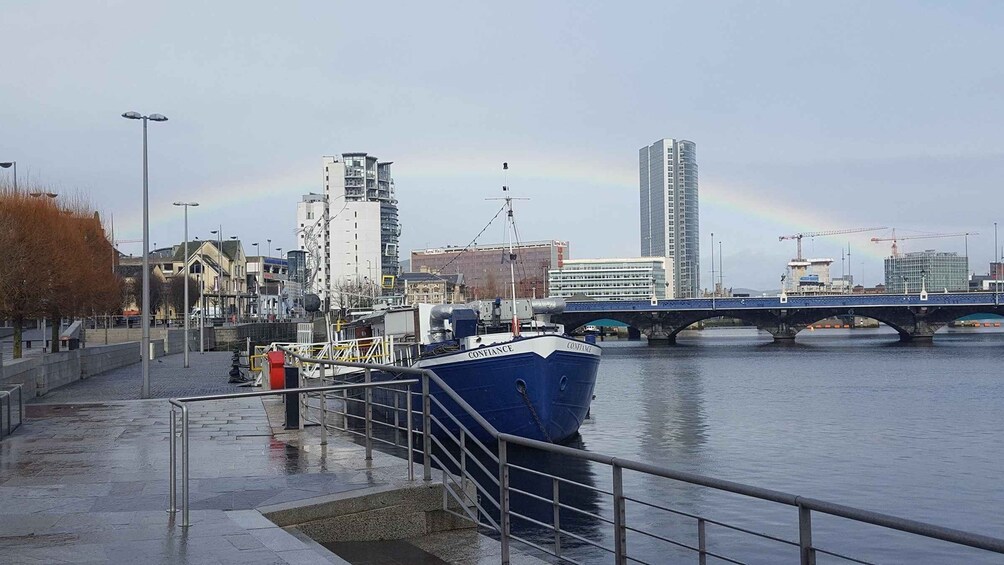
{"left": 0, "top": 384, "right": 24, "bottom": 440}
{"left": 169, "top": 351, "right": 1004, "bottom": 564}
{"left": 167, "top": 379, "right": 418, "bottom": 528}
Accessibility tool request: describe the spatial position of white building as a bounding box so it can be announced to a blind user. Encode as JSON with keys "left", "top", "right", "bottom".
{"left": 786, "top": 258, "right": 834, "bottom": 293}
{"left": 296, "top": 154, "right": 399, "bottom": 309}
{"left": 548, "top": 257, "right": 674, "bottom": 301}
{"left": 640, "top": 138, "right": 699, "bottom": 298}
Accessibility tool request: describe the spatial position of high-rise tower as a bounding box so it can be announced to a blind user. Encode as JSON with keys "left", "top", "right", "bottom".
{"left": 296, "top": 153, "right": 400, "bottom": 308}
{"left": 323, "top": 153, "right": 400, "bottom": 279}
{"left": 639, "top": 139, "right": 699, "bottom": 298}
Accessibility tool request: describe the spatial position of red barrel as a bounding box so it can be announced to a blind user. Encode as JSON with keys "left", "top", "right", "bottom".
{"left": 267, "top": 351, "right": 286, "bottom": 390}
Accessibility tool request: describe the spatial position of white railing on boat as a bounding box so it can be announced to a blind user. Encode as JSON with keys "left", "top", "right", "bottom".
{"left": 252, "top": 336, "right": 398, "bottom": 386}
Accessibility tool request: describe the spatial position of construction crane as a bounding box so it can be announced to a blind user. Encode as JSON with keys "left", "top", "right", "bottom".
{"left": 779, "top": 227, "right": 887, "bottom": 261}
{"left": 870, "top": 229, "right": 979, "bottom": 258}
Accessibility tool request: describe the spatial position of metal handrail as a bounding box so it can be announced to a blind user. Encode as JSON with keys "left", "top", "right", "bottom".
{"left": 274, "top": 348, "right": 1004, "bottom": 564}
{"left": 167, "top": 380, "right": 417, "bottom": 527}
{"left": 0, "top": 384, "right": 24, "bottom": 440}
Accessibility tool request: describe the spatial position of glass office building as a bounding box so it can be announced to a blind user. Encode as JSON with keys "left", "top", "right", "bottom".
{"left": 640, "top": 139, "right": 699, "bottom": 298}
{"left": 883, "top": 251, "right": 968, "bottom": 293}
{"left": 548, "top": 257, "right": 673, "bottom": 301}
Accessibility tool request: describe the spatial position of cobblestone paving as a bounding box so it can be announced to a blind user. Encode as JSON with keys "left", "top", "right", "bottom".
{"left": 0, "top": 391, "right": 413, "bottom": 564}
{"left": 32, "top": 352, "right": 251, "bottom": 403}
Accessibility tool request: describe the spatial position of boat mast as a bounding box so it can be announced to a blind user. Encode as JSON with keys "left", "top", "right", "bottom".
{"left": 503, "top": 162, "right": 519, "bottom": 335}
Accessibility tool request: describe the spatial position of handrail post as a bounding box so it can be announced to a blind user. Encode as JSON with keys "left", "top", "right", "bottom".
{"left": 320, "top": 385, "right": 328, "bottom": 446}
{"left": 698, "top": 518, "right": 707, "bottom": 565}
{"left": 168, "top": 407, "right": 177, "bottom": 513}
{"left": 613, "top": 463, "right": 627, "bottom": 564}
{"left": 422, "top": 372, "right": 432, "bottom": 482}
{"left": 406, "top": 383, "right": 414, "bottom": 481}
{"left": 499, "top": 437, "right": 511, "bottom": 565}
{"left": 364, "top": 368, "right": 373, "bottom": 461}
{"left": 181, "top": 405, "right": 190, "bottom": 527}
{"left": 460, "top": 428, "right": 466, "bottom": 480}
{"left": 553, "top": 477, "right": 562, "bottom": 558}
{"left": 799, "top": 504, "right": 815, "bottom": 565}
{"left": 393, "top": 391, "right": 400, "bottom": 447}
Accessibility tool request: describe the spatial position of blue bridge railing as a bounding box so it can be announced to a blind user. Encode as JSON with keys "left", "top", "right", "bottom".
{"left": 563, "top": 292, "right": 1002, "bottom": 313}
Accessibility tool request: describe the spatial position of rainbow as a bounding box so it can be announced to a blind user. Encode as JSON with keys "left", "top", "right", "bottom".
{"left": 401, "top": 150, "right": 893, "bottom": 260}
{"left": 116, "top": 150, "right": 892, "bottom": 260}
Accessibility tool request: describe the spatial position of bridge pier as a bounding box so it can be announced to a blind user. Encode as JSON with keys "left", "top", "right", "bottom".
{"left": 647, "top": 335, "right": 676, "bottom": 346}
{"left": 645, "top": 324, "right": 676, "bottom": 346}
{"left": 901, "top": 334, "right": 935, "bottom": 343}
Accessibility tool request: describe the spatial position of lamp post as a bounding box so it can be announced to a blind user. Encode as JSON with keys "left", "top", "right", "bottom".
{"left": 719, "top": 239, "right": 723, "bottom": 294}
{"left": 173, "top": 202, "right": 198, "bottom": 368}
{"left": 920, "top": 269, "right": 927, "bottom": 294}
{"left": 211, "top": 227, "right": 225, "bottom": 323}
{"left": 275, "top": 247, "right": 283, "bottom": 319}
{"left": 252, "top": 243, "right": 259, "bottom": 319}
{"left": 229, "top": 235, "right": 241, "bottom": 322}
{"left": 122, "top": 111, "right": 168, "bottom": 399}
{"left": 710, "top": 231, "right": 715, "bottom": 298}
{"left": 0, "top": 161, "right": 15, "bottom": 190}
{"left": 903, "top": 276, "right": 909, "bottom": 295}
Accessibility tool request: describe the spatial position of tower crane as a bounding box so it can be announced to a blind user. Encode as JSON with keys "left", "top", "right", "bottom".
{"left": 870, "top": 229, "right": 978, "bottom": 258}
{"left": 779, "top": 227, "right": 887, "bottom": 261}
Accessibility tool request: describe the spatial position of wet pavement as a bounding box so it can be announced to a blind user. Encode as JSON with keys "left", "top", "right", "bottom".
{"left": 31, "top": 351, "right": 251, "bottom": 403}
{"left": 0, "top": 352, "right": 409, "bottom": 564}
{"left": 1, "top": 351, "right": 550, "bottom": 564}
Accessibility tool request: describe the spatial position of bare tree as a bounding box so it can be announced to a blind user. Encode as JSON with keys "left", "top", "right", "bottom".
{"left": 167, "top": 275, "right": 202, "bottom": 317}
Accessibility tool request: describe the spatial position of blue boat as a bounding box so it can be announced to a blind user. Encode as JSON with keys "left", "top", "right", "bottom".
{"left": 339, "top": 299, "right": 602, "bottom": 444}
{"left": 338, "top": 163, "right": 601, "bottom": 443}
{"left": 414, "top": 325, "right": 601, "bottom": 444}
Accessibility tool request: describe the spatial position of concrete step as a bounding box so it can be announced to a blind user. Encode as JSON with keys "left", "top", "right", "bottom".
{"left": 260, "top": 481, "right": 476, "bottom": 543}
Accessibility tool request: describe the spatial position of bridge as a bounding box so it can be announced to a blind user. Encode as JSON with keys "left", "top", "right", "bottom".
{"left": 552, "top": 292, "right": 1004, "bottom": 344}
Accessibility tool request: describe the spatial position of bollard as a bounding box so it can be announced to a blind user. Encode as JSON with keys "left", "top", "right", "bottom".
{"left": 284, "top": 366, "right": 300, "bottom": 430}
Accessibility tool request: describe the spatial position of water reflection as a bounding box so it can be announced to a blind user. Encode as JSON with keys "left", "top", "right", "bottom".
{"left": 580, "top": 330, "right": 1004, "bottom": 564}
{"left": 639, "top": 357, "right": 708, "bottom": 459}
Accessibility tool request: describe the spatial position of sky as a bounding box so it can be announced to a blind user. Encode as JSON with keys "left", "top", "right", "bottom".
{"left": 2, "top": 1, "right": 1003, "bottom": 290}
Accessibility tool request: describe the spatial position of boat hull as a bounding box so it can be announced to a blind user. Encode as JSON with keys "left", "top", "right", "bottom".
{"left": 409, "top": 334, "right": 601, "bottom": 444}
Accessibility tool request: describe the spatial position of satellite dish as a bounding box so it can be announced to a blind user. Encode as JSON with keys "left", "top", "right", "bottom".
{"left": 304, "top": 293, "right": 322, "bottom": 313}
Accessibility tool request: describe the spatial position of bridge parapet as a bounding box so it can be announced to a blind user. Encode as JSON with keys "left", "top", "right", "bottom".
{"left": 553, "top": 293, "right": 1004, "bottom": 344}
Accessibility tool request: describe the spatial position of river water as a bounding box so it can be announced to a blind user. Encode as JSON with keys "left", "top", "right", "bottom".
{"left": 506, "top": 326, "right": 1004, "bottom": 564}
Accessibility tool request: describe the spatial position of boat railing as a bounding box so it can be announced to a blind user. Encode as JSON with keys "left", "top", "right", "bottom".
{"left": 253, "top": 336, "right": 397, "bottom": 383}
{"left": 177, "top": 348, "right": 1004, "bottom": 564}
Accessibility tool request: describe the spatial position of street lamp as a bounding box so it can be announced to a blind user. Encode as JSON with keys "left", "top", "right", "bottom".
{"left": 276, "top": 248, "right": 283, "bottom": 318}
{"left": 173, "top": 201, "right": 198, "bottom": 368}
{"left": 267, "top": 238, "right": 272, "bottom": 258}
{"left": 122, "top": 110, "right": 168, "bottom": 399}
{"left": 0, "top": 161, "right": 15, "bottom": 190}
{"left": 903, "top": 276, "right": 909, "bottom": 295}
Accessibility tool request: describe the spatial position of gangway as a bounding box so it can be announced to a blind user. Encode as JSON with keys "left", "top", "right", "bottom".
{"left": 252, "top": 335, "right": 400, "bottom": 385}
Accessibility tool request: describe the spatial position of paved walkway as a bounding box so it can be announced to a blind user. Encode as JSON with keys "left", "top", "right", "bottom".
{"left": 32, "top": 352, "right": 250, "bottom": 403}
{"left": 2, "top": 352, "right": 547, "bottom": 564}
{"left": 0, "top": 352, "right": 413, "bottom": 564}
